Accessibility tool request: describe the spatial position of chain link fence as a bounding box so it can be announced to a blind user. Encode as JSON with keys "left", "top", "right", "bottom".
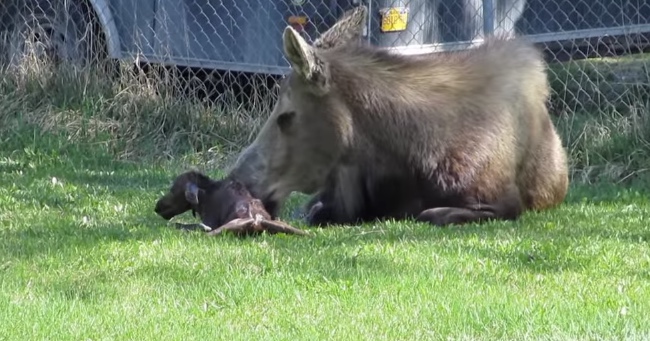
{"left": 2, "top": 0, "right": 650, "bottom": 117}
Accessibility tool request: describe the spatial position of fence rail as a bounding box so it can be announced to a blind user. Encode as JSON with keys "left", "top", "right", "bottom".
{"left": 2, "top": 0, "right": 650, "bottom": 116}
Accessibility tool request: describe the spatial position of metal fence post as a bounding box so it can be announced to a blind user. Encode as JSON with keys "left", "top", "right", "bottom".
{"left": 482, "top": 0, "right": 495, "bottom": 36}
{"left": 365, "top": 0, "right": 373, "bottom": 43}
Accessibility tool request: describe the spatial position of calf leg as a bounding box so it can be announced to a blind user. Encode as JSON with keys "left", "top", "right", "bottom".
{"left": 416, "top": 185, "right": 524, "bottom": 227}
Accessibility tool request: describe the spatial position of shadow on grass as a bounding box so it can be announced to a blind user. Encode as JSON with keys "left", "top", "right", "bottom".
{"left": 1, "top": 221, "right": 157, "bottom": 259}
{"left": 257, "top": 181, "right": 650, "bottom": 276}
{"left": 3, "top": 149, "right": 649, "bottom": 280}
{"left": 2, "top": 198, "right": 647, "bottom": 282}
{"left": 0, "top": 146, "right": 225, "bottom": 194}
{"left": 58, "top": 162, "right": 228, "bottom": 193}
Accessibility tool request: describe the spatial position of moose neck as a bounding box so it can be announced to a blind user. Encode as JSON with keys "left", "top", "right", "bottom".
{"left": 322, "top": 46, "right": 454, "bottom": 167}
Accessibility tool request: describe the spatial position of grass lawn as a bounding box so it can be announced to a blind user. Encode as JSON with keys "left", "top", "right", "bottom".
{"left": 1, "top": 52, "right": 650, "bottom": 340}
{"left": 1, "top": 144, "right": 649, "bottom": 340}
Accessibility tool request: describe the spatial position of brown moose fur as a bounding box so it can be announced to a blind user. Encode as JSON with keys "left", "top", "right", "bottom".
{"left": 229, "top": 5, "right": 569, "bottom": 227}
{"left": 154, "top": 170, "right": 307, "bottom": 236}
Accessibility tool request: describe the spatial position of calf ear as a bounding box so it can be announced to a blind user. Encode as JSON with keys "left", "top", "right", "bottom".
{"left": 283, "top": 26, "right": 330, "bottom": 93}
{"left": 185, "top": 182, "right": 200, "bottom": 205}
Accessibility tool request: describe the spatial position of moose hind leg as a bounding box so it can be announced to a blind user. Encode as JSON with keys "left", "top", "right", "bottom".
{"left": 416, "top": 187, "right": 524, "bottom": 227}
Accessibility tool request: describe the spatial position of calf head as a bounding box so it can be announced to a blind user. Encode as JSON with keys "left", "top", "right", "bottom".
{"left": 229, "top": 5, "right": 368, "bottom": 213}
{"left": 154, "top": 170, "right": 266, "bottom": 229}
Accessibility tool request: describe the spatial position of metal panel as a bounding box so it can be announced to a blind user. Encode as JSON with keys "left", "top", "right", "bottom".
{"left": 98, "top": 0, "right": 650, "bottom": 73}
{"left": 150, "top": 0, "right": 291, "bottom": 73}
{"left": 515, "top": 0, "right": 632, "bottom": 35}
{"left": 107, "top": 0, "right": 157, "bottom": 56}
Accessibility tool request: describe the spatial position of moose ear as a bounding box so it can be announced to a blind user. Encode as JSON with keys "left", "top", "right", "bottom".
{"left": 313, "top": 5, "right": 367, "bottom": 50}
{"left": 185, "top": 182, "right": 200, "bottom": 205}
{"left": 283, "top": 26, "right": 330, "bottom": 93}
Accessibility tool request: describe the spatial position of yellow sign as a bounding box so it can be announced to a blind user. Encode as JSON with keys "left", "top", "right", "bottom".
{"left": 380, "top": 7, "right": 408, "bottom": 32}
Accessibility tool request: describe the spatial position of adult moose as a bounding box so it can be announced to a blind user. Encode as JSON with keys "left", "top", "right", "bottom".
{"left": 229, "top": 5, "right": 569, "bottom": 227}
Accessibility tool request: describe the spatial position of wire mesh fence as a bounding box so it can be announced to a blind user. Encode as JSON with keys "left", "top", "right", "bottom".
{"left": 2, "top": 0, "right": 650, "bottom": 118}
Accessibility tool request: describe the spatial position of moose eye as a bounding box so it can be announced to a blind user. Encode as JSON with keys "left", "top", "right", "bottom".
{"left": 276, "top": 111, "right": 295, "bottom": 132}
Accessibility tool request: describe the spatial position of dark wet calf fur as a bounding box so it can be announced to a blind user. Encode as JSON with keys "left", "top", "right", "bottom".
{"left": 154, "top": 170, "right": 308, "bottom": 237}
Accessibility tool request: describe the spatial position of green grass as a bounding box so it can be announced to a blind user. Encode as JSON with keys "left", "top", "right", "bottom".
{"left": 1, "top": 48, "right": 650, "bottom": 340}
{"left": 1, "top": 142, "right": 649, "bottom": 340}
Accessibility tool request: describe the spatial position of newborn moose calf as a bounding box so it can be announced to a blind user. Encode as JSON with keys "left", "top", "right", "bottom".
{"left": 154, "top": 170, "right": 308, "bottom": 237}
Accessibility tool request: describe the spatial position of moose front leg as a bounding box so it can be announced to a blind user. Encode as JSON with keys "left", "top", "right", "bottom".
{"left": 416, "top": 187, "right": 524, "bottom": 226}
{"left": 304, "top": 171, "right": 367, "bottom": 227}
